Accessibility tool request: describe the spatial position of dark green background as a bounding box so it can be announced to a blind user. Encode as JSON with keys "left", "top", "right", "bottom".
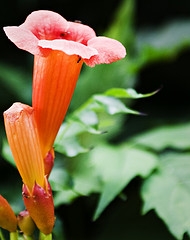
{"left": 1, "top": 1, "right": 190, "bottom": 239}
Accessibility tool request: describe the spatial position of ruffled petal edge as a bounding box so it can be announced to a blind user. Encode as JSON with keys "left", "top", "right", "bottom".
{"left": 38, "top": 39, "right": 98, "bottom": 59}
{"left": 84, "top": 36, "right": 126, "bottom": 67}
{"left": 3, "top": 26, "right": 42, "bottom": 55}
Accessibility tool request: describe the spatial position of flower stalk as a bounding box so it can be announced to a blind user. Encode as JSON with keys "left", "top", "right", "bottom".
{"left": 9, "top": 232, "right": 18, "bottom": 240}
{"left": 39, "top": 232, "right": 52, "bottom": 240}
{"left": 0, "top": 229, "right": 5, "bottom": 240}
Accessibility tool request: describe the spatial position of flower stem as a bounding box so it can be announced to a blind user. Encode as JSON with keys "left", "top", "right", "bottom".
{"left": 10, "top": 232, "right": 18, "bottom": 240}
{"left": 23, "top": 235, "right": 34, "bottom": 240}
{"left": 0, "top": 229, "right": 5, "bottom": 240}
{"left": 39, "top": 232, "right": 52, "bottom": 240}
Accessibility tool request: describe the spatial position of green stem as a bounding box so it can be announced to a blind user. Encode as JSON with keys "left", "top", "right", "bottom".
{"left": 0, "top": 229, "right": 5, "bottom": 240}
{"left": 39, "top": 232, "right": 52, "bottom": 240}
{"left": 10, "top": 232, "right": 18, "bottom": 240}
{"left": 23, "top": 235, "right": 34, "bottom": 240}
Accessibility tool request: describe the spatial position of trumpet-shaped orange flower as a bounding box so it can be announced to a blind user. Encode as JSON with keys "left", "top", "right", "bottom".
{"left": 4, "top": 10, "right": 126, "bottom": 157}
{"left": 0, "top": 195, "right": 17, "bottom": 232}
{"left": 3, "top": 102, "right": 54, "bottom": 234}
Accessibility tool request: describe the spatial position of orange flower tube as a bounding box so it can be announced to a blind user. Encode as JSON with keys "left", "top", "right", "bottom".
{"left": 32, "top": 51, "right": 83, "bottom": 156}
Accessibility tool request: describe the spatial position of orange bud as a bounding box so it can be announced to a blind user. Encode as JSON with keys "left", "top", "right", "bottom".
{"left": 0, "top": 195, "right": 17, "bottom": 232}
{"left": 3, "top": 102, "right": 45, "bottom": 191}
{"left": 17, "top": 210, "right": 36, "bottom": 236}
{"left": 22, "top": 178, "right": 55, "bottom": 235}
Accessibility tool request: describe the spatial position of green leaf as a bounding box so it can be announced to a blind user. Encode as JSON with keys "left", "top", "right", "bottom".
{"left": 54, "top": 121, "right": 91, "bottom": 157}
{"left": 70, "top": 108, "right": 100, "bottom": 134}
{"left": 105, "top": 0, "right": 135, "bottom": 48}
{"left": 135, "top": 19, "right": 190, "bottom": 67}
{"left": 54, "top": 109, "right": 101, "bottom": 157}
{"left": 55, "top": 88, "right": 143, "bottom": 157}
{"left": 131, "top": 122, "right": 190, "bottom": 151}
{"left": 92, "top": 95, "right": 140, "bottom": 115}
{"left": 52, "top": 153, "right": 102, "bottom": 206}
{"left": 138, "top": 20, "right": 190, "bottom": 52}
{"left": 54, "top": 136, "right": 89, "bottom": 157}
{"left": 49, "top": 164, "right": 74, "bottom": 191}
{"left": 105, "top": 88, "right": 159, "bottom": 99}
{"left": 52, "top": 142, "right": 158, "bottom": 212}
{"left": 91, "top": 143, "right": 158, "bottom": 220}
{"left": 141, "top": 152, "right": 190, "bottom": 239}
{"left": 53, "top": 190, "right": 79, "bottom": 208}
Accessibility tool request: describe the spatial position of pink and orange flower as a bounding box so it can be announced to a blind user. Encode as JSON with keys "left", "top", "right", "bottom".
{"left": 3, "top": 10, "right": 126, "bottom": 235}
{"left": 4, "top": 10, "right": 126, "bottom": 157}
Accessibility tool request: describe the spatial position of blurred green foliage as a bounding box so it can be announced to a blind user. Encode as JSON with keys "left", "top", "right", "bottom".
{"left": 1, "top": 0, "right": 190, "bottom": 239}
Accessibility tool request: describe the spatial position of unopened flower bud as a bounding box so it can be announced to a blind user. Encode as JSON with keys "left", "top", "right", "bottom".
{"left": 22, "top": 179, "right": 55, "bottom": 235}
{"left": 17, "top": 210, "right": 36, "bottom": 236}
{"left": 0, "top": 195, "right": 17, "bottom": 232}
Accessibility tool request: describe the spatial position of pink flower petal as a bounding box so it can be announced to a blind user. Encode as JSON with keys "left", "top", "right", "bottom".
{"left": 3, "top": 10, "right": 126, "bottom": 66}
{"left": 20, "top": 10, "right": 69, "bottom": 40}
{"left": 65, "top": 21, "right": 96, "bottom": 45}
{"left": 85, "top": 36, "right": 127, "bottom": 67}
{"left": 38, "top": 39, "right": 98, "bottom": 59}
{"left": 3, "top": 26, "right": 42, "bottom": 55}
